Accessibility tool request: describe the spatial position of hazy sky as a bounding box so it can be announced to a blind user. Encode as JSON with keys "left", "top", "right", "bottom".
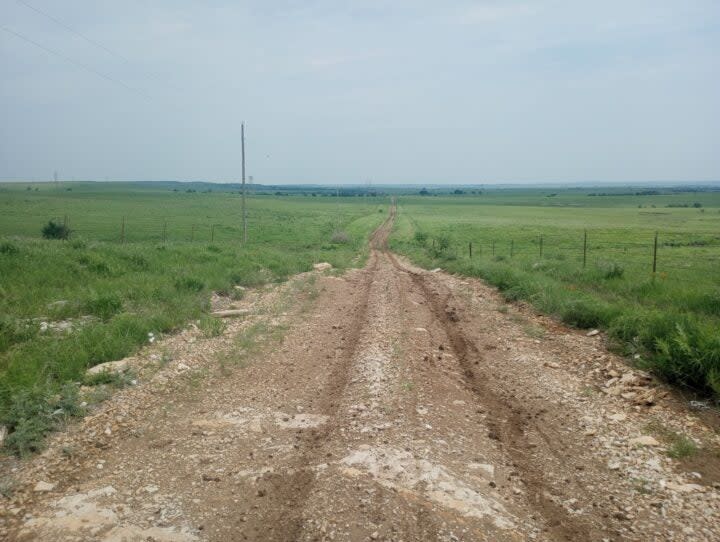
{"left": 1, "top": 1, "right": 718, "bottom": 184}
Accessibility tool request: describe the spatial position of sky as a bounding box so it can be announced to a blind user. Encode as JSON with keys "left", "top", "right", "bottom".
{"left": 1, "top": 1, "right": 719, "bottom": 185}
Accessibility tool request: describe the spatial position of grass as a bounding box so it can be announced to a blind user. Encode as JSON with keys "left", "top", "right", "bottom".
{"left": 390, "top": 190, "right": 720, "bottom": 398}
{"left": 0, "top": 182, "right": 386, "bottom": 456}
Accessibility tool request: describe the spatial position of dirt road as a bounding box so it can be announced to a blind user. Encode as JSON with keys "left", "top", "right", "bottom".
{"left": 2, "top": 206, "right": 719, "bottom": 541}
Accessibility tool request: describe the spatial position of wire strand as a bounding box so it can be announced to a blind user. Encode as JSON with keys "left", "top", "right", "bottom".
{"left": 1, "top": 25, "right": 151, "bottom": 100}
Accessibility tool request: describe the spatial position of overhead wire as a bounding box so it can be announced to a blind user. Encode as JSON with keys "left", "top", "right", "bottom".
{"left": 1, "top": 24, "right": 151, "bottom": 100}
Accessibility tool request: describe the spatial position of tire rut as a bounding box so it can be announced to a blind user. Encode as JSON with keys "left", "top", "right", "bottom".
{"left": 384, "top": 250, "right": 613, "bottom": 541}
{"left": 249, "top": 253, "right": 380, "bottom": 541}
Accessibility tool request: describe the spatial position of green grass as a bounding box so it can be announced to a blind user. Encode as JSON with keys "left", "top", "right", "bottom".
{"left": 0, "top": 182, "right": 386, "bottom": 455}
{"left": 390, "top": 191, "right": 720, "bottom": 398}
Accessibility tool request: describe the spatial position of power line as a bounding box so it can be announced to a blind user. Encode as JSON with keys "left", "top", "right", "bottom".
{"left": 17, "top": 0, "right": 133, "bottom": 64}
{"left": 1, "top": 25, "right": 151, "bottom": 100}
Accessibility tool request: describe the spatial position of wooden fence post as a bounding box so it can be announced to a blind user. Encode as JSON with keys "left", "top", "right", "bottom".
{"left": 539, "top": 234, "right": 543, "bottom": 258}
{"left": 211, "top": 224, "right": 215, "bottom": 243}
{"left": 492, "top": 240, "right": 495, "bottom": 256}
{"left": 162, "top": 221, "right": 167, "bottom": 243}
{"left": 121, "top": 216, "right": 125, "bottom": 244}
{"left": 191, "top": 224, "right": 195, "bottom": 242}
{"left": 469, "top": 242, "right": 472, "bottom": 259}
{"left": 583, "top": 230, "right": 587, "bottom": 268}
{"left": 652, "top": 231, "right": 658, "bottom": 279}
{"left": 510, "top": 239, "right": 514, "bottom": 258}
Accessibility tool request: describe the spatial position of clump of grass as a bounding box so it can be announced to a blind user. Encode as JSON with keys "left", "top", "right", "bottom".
{"left": 2, "top": 383, "right": 83, "bottom": 457}
{"left": 41, "top": 220, "right": 71, "bottom": 240}
{"left": 198, "top": 316, "right": 226, "bottom": 338}
{"left": 413, "top": 231, "right": 428, "bottom": 245}
{"left": 83, "top": 294, "right": 123, "bottom": 320}
{"left": 175, "top": 277, "right": 205, "bottom": 292}
{"left": 597, "top": 261, "right": 624, "bottom": 279}
{"left": 83, "top": 369, "right": 135, "bottom": 388}
{"left": 645, "top": 421, "right": 699, "bottom": 459}
{"left": 330, "top": 230, "right": 351, "bottom": 244}
{"left": 667, "top": 434, "right": 699, "bottom": 459}
{"left": 0, "top": 241, "right": 19, "bottom": 255}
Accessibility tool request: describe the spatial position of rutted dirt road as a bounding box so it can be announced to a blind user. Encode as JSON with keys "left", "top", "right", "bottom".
{"left": 2, "top": 205, "right": 720, "bottom": 541}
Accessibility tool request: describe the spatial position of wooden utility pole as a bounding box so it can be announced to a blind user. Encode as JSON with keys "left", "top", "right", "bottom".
{"left": 241, "top": 122, "right": 247, "bottom": 244}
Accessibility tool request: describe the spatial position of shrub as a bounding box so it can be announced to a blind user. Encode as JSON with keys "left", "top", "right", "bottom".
{"left": 0, "top": 241, "right": 19, "bottom": 255}
{"left": 330, "top": 230, "right": 350, "bottom": 244}
{"left": 41, "top": 220, "right": 71, "bottom": 240}
{"left": 414, "top": 231, "right": 428, "bottom": 245}
{"left": 1, "top": 384, "right": 83, "bottom": 457}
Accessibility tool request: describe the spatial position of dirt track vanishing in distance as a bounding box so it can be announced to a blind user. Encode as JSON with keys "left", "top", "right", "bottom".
{"left": 3, "top": 204, "right": 720, "bottom": 541}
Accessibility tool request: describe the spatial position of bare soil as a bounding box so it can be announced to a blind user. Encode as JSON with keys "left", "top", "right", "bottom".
{"left": 2, "top": 206, "right": 719, "bottom": 541}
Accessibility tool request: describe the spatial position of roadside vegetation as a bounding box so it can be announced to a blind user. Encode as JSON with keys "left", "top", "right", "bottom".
{"left": 0, "top": 182, "right": 386, "bottom": 455}
{"left": 390, "top": 191, "right": 720, "bottom": 398}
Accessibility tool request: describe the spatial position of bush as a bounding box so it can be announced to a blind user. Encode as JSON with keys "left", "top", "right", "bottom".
{"left": 1, "top": 384, "right": 83, "bottom": 457}
{"left": 330, "top": 230, "right": 350, "bottom": 244}
{"left": 413, "top": 231, "right": 428, "bottom": 245}
{"left": 41, "top": 220, "right": 71, "bottom": 240}
{"left": 0, "top": 241, "right": 19, "bottom": 255}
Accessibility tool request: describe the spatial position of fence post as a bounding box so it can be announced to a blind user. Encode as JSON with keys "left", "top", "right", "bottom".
{"left": 191, "top": 224, "right": 195, "bottom": 242}
{"left": 162, "top": 221, "right": 167, "bottom": 243}
{"left": 492, "top": 240, "right": 495, "bottom": 256}
{"left": 469, "top": 241, "right": 472, "bottom": 259}
{"left": 211, "top": 224, "right": 215, "bottom": 243}
{"left": 539, "top": 234, "right": 543, "bottom": 259}
{"left": 510, "top": 239, "right": 514, "bottom": 258}
{"left": 121, "top": 216, "right": 126, "bottom": 244}
{"left": 652, "top": 231, "right": 658, "bottom": 279}
{"left": 583, "top": 229, "right": 587, "bottom": 268}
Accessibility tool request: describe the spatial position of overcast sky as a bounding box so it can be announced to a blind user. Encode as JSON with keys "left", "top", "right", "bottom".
{"left": 1, "top": 1, "right": 718, "bottom": 184}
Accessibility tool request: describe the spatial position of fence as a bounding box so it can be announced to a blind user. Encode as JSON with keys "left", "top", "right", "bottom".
{"left": 432, "top": 229, "right": 720, "bottom": 279}
{"left": 36, "top": 214, "right": 246, "bottom": 245}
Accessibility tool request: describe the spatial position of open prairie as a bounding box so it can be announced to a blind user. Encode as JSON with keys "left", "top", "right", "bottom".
{"left": 1, "top": 184, "right": 719, "bottom": 542}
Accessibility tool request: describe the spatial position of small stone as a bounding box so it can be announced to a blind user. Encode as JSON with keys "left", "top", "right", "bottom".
{"left": 607, "top": 413, "right": 627, "bottom": 422}
{"left": 33, "top": 481, "right": 55, "bottom": 492}
{"left": 543, "top": 361, "right": 560, "bottom": 369}
{"left": 587, "top": 329, "right": 600, "bottom": 337}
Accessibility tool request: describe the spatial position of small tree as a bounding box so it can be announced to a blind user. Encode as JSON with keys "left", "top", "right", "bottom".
{"left": 41, "top": 220, "right": 71, "bottom": 240}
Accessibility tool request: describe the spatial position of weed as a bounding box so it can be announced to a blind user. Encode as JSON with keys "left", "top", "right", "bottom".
{"left": 198, "top": 316, "right": 226, "bottom": 338}
{"left": 667, "top": 434, "right": 699, "bottom": 459}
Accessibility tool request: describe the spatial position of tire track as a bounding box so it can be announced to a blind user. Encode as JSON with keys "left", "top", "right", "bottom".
{"left": 385, "top": 250, "right": 617, "bottom": 541}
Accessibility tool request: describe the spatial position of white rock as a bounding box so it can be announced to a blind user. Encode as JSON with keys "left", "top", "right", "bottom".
{"left": 607, "top": 413, "right": 627, "bottom": 422}
{"left": 33, "top": 481, "right": 56, "bottom": 492}
{"left": 0, "top": 425, "right": 7, "bottom": 448}
{"left": 587, "top": 329, "right": 600, "bottom": 337}
{"left": 629, "top": 436, "right": 660, "bottom": 447}
{"left": 313, "top": 262, "right": 332, "bottom": 271}
{"left": 86, "top": 359, "right": 129, "bottom": 377}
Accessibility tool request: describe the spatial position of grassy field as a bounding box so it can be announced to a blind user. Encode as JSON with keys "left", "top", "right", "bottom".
{"left": 0, "top": 182, "right": 386, "bottom": 455}
{"left": 390, "top": 190, "right": 720, "bottom": 398}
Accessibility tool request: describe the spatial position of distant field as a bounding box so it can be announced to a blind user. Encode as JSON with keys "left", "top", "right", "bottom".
{"left": 0, "top": 182, "right": 386, "bottom": 455}
{"left": 390, "top": 190, "right": 720, "bottom": 397}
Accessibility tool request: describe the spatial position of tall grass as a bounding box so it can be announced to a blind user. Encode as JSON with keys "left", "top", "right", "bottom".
{"left": 0, "top": 188, "right": 386, "bottom": 455}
